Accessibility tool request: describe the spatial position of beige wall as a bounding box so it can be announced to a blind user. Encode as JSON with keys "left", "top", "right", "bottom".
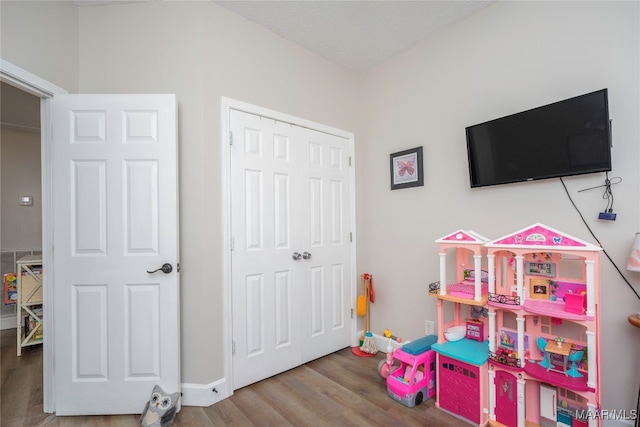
{"left": 76, "top": 1, "right": 362, "bottom": 385}
{"left": 0, "top": 126, "right": 42, "bottom": 320}
{"left": 0, "top": 128, "right": 42, "bottom": 250}
{"left": 0, "top": 1, "right": 79, "bottom": 93}
{"left": 360, "top": 0, "right": 639, "bottom": 413}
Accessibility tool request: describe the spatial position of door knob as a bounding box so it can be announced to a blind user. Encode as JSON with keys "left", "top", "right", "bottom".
{"left": 147, "top": 263, "right": 173, "bottom": 274}
{"left": 292, "top": 252, "right": 302, "bottom": 260}
{"left": 302, "top": 252, "right": 312, "bottom": 260}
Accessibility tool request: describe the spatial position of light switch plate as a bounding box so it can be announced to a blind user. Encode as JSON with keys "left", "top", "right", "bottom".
{"left": 19, "top": 196, "right": 33, "bottom": 206}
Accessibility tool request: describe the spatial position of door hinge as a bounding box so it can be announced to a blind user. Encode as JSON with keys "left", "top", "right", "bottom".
{"left": 229, "top": 131, "right": 234, "bottom": 145}
{"left": 350, "top": 232, "right": 353, "bottom": 243}
{"left": 351, "top": 308, "right": 354, "bottom": 319}
{"left": 232, "top": 340, "right": 236, "bottom": 356}
{"left": 177, "top": 263, "right": 181, "bottom": 273}
{"left": 349, "top": 156, "right": 352, "bottom": 167}
{"left": 231, "top": 237, "right": 234, "bottom": 251}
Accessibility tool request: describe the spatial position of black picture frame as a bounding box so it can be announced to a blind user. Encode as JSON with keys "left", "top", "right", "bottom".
{"left": 390, "top": 146, "right": 424, "bottom": 190}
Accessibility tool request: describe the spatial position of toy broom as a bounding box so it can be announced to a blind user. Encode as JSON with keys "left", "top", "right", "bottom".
{"left": 359, "top": 274, "right": 378, "bottom": 354}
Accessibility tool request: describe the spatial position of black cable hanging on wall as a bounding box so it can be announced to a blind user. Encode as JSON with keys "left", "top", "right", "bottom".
{"left": 577, "top": 172, "right": 622, "bottom": 220}
{"left": 560, "top": 176, "right": 640, "bottom": 300}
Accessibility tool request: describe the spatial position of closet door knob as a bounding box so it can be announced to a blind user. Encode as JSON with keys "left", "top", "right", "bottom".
{"left": 292, "top": 252, "right": 302, "bottom": 260}
{"left": 302, "top": 252, "right": 312, "bottom": 260}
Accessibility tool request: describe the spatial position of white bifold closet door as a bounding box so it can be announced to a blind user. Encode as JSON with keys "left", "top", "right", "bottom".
{"left": 230, "top": 109, "right": 352, "bottom": 389}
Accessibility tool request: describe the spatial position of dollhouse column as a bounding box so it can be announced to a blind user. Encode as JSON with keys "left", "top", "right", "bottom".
{"left": 517, "top": 377, "right": 526, "bottom": 427}
{"left": 586, "top": 330, "right": 596, "bottom": 389}
{"left": 516, "top": 256, "right": 524, "bottom": 302}
{"left": 516, "top": 317, "right": 525, "bottom": 367}
{"left": 474, "top": 254, "right": 482, "bottom": 302}
{"left": 488, "top": 368, "right": 496, "bottom": 421}
{"left": 439, "top": 252, "right": 447, "bottom": 296}
{"left": 488, "top": 311, "right": 496, "bottom": 352}
{"left": 437, "top": 299, "right": 445, "bottom": 343}
{"left": 587, "top": 402, "right": 597, "bottom": 427}
{"left": 487, "top": 254, "right": 495, "bottom": 294}
{"left": 585, "top": 260, "right": 595, "bottom": 316}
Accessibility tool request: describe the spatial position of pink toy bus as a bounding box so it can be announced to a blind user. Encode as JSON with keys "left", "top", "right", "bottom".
{"left": 386, "top": 347, "right": 436, "bottom": 408}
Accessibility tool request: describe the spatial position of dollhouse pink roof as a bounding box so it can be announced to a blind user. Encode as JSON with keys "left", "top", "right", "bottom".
{"left": 435, "top": 229, "right": 490, "bottom": 244}
{"left": 485, "top": 223, "right": 601, "bottom": 251}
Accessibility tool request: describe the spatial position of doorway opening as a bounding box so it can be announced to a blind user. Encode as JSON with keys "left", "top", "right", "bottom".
{"left": 1, "top": 58, "right": 68, "bottom": 413}
{"left": 1, "top": 81, "right": 42, "bottom": 329}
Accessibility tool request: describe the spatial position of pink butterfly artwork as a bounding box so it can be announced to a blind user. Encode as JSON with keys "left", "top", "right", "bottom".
{"left": 397, "top": 159, "right": 415, "bottom": 176}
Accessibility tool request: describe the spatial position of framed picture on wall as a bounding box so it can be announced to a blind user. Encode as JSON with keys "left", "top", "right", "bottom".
{"left": 526, "top": 261, "right": 556, "bottom": 277}
{"left": 390, "top": 146, "right": 424, "bottom": 190}
{"left": 529, "top": 278, "right": 549, "bottom": 299}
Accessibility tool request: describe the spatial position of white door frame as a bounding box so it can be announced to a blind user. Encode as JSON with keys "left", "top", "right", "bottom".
{"left": 0, "top": 58, "right": 68, "bottom": 413}
{"left": 220, "top": 97, "right": 358, "bottom": 398}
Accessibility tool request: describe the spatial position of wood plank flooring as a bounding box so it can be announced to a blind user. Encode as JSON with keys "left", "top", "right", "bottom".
{"left": 1, "top": 329, "right": 471, "bottom": 426}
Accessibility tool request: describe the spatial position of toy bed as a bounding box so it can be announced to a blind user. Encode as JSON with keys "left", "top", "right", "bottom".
{"left": 447, "top": 270, "right": 489, "bottom": 299}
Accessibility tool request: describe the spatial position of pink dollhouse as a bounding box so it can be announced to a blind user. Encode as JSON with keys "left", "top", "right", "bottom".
{"left": 430, "top": 229, "right": 492, "bottom": 426}
{"left": 430, "top": 224, "right": 602, "bottom": 427}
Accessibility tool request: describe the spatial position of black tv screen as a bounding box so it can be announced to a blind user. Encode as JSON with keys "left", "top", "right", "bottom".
{"left": 466, "top": 89, "right": 612, "bottom": 188}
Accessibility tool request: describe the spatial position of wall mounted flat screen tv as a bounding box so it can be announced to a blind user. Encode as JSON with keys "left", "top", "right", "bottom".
{"left": 466, "top": 89, "right": 611, "bottom": 188}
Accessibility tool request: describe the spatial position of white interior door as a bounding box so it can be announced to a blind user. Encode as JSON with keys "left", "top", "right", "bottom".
{"left": 52, "top": 94, "right": 180, "bottom": 415}
{"left": 230, "top": 108, "right": 353, "bottom": 389}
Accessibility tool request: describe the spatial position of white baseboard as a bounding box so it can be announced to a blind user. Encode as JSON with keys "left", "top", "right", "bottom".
{"left": 1, "top": 314, "right": 16, "bottom": 330}
{"left": 603, "top": 420, "right": 635, "bottom": 427}
{"left": 181, "top": 378, "right": 231, "bottom": 407}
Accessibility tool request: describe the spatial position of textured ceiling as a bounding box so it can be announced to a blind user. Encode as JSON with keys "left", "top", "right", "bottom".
{"left": 4, "top": 1, "right": 495, "bottom": 129}
{"left": 74, "top": 1, "right": 494, "bottom": 72}
{"left": 214, "top": 1, "right": 494, "bottom": 71}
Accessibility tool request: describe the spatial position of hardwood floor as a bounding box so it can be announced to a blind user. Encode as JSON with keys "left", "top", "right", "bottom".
{"left": 1, "top": 329, "right": 470, "bottom": 426}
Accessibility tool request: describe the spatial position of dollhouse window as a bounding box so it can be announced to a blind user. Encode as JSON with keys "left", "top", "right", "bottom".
{"left": 560, "top": 388, "right": 585, "bottom": 405}
{"left": 558, "top": 255, "right": 584, "bottom": 280}
{"left": 550, "top": 319, "right": 586, "bottom": 342}
{"left": 498, "top": 255, "right": 512, "bottom": 289}
{"left": 502, "top": 311, "right": 517, "bottom": 329}
{"left": 500, "top": 379, "right": 514, "bottom": 400}
{"left": 540, "top": 316, "right": 551, "bottom": 334}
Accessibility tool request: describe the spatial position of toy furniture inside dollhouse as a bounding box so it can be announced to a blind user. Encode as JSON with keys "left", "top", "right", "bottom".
{"left": 491, "top": 252, "right": 588, "bottom": 313}
{"left": 430, "top": 225, "right": 602, "bottom": 427}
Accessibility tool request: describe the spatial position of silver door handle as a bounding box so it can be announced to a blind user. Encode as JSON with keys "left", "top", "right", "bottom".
{"left": 147, "top": 263, "right": 173, "bottom": 274}
{"left": 292, "top": 252, "right": 302, "bottom": 260}
{"left": 302, "top": 252, "right": 312, "bottom": 260}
